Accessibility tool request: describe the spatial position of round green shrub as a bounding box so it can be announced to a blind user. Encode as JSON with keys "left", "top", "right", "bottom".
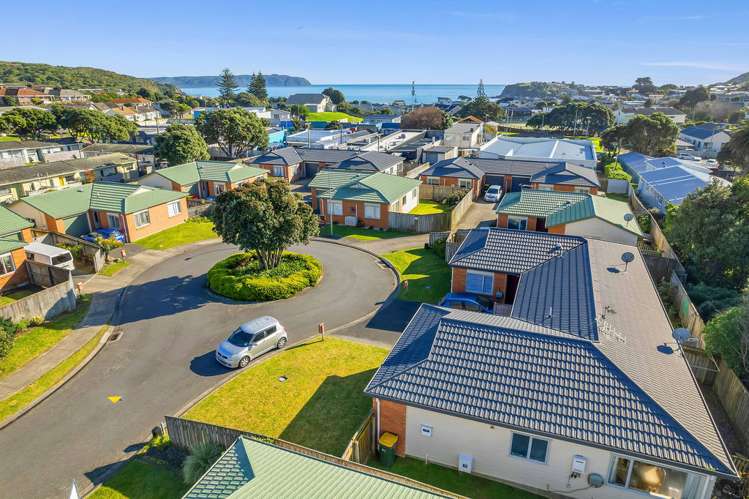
{"left": 207, "top": 251, "right": 322, "bottom": 302}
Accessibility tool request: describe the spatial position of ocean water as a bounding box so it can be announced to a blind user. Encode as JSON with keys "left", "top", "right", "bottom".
{"left": 182, "top": 83, "right": 505, "bottom": 105}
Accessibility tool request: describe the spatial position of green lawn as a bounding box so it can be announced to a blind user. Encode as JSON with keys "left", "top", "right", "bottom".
{"left": 381, "top": 247, "right": 450, "bottom": 304}
{"left": 0, "top": 295, "right": 91, "bottom": 380}
{"left": 370, "top": 457, "right": 542, "bottom": 499}
{"left": 100, "top": 260, "right": 130, "bottom": 277}
{"left": 305, "top": 111, "right": 363, "bottom": 123}
{"left": 89, "top": 458, "right": 187, "bottom": 499}
{"left": 185, "top": 337, "right": 387, "bottom": 456}
{"left": 320, "top": 224, "right": 408, "bottom": 241}
{"left": 0, "top": 136, "right": 21, "bottom": 142}
{"left": 136, "top": 220, "right": 216, "bottom": 250}
{"left": 567, "top": 135, "right": 603, "bottom": 152}
{"left": 409, "top": 201, "right": 452, "bottom": 215}
{"left": 0, "top": 289, "right": 35, "bottom": 306}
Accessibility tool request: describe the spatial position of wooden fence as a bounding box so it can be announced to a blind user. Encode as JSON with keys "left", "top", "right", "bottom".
{"left": 341, "top": 411, "right": 376, "bottom": 464}
{"left": 419, "top": 184, "right": 466, "bottom": 202}
{"left": 389, "top": 191, "right": 473, "bottom": 233}
{"left": 449, "top": 191, "right": 473, "bottom": 228}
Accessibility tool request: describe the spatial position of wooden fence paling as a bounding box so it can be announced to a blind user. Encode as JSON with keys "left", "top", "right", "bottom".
{"left": 683, "top": 347, "right": 718, "bottom": 385}
{"left": 419, "top": 184, "right": 464, "bottom": 202}
{"left": 388, "top": 212, "right": 450, "bottom": 233}
{"left": 713, "top": 359, "right": 749, "bottom": 448}
{"left": 341, "top": 410, "right": 376, "bottom": 464}
{"left": 449, "top": 192, "right": 474, "bottom": 229}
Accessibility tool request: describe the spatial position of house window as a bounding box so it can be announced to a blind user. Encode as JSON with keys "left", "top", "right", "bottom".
{"left": 458, "top": 178, "right": 473, "bottom": 189}
{"left": 573, "top": 186, "right": 590, "bottom": 193}
{"left": 133, "top": 210, "right": 150, "bottom": 228}
{"left": 465, "top": 271, "right": 493, "bottom": 295}
{"left": 608, "top": 456, "right": 695, "bottom": 498}
{"left": 272, "top": 166, "right": 285, "bottom": 177}
{"left": 426, "top": 176, "right": 440, "bottom": 185}
{"left": 327, "top": 200, "right": 343, "bottom": 216}
{"left": 0, "top": 253, "right": 15, "bottom": 275}
{"left": 538, "top": 184, "right": 554, "bottom": 191}
{"left": 107, "top": 213, "right": 121, "bottom": 229}
{"left": 507, "top": 216, "right": 528, "bottom": 230}
{"left": 364, "top": 203, "right": 381, "bottom": 220}
{"left": 401, "top": 195, "right": 407, "bottom": 205}
{"left": 167, "top": 201, "right": 181, "bottom": 218}
{"left": 214, "top": 183, "right": 226, "bottom": 195}
{"left": 509, "top": 433, "right": 548, "bottom": 463}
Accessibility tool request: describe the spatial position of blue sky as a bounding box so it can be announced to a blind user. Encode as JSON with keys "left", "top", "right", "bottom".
{"left": 1, "top": 0, "right": 747, "bottom": 86}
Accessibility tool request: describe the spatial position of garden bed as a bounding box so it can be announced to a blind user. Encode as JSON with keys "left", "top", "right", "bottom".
{"left": 207, "top": 252, "right": 322, "bottom": 302}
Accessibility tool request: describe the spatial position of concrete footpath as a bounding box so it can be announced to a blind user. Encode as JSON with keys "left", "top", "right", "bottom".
{"left": 0, "top": 240, "right": 219, "bottom": 404}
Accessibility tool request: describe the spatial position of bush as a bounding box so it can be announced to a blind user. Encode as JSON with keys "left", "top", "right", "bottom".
{"left": 636, "top": 213, "right": 652, "bottom": 233}
{"left": 182, "top": 442, "right": 222, "bottom": 486}
{"left": 687, "top": 282, "right": 743, "bottom": 321}
{"left": 0, "top": 319, "right": 19, "bottom": 359}
{"left": 186, "top": 215, "right": 212, "bottom": 224}
{"left": 604, "top": 161, "right": 632, "bottom": 182}
{"left": 441, "top": 188, "right": 469, "bottom": 207}
{"left": 703, "top": 300, "right": 749, "bottom": 379}
{"left": 432, "top": 238, "right": 447, "bottom": 259}
{"left": 207, "top": 252, "right": 322, "bottom": 301}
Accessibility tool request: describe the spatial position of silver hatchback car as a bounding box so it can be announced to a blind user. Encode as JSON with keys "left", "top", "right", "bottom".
{"left": 215, "top": 316, "right": 288, "bottom": 368}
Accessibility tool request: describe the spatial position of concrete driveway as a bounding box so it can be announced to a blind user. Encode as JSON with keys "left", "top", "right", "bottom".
{"left": 0, "top": 241, "right": 395, "bottom": 498}
{"left": 455, "top": 199, "right": 497, "bottom": 230}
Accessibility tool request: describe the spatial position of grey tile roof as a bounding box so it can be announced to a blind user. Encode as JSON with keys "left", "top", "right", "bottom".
{"left": 287, "top": 93, "right": 327, "bottom": 105}
{"left": 0, "top": 140, "right": 59, "bottom": 152}
{"left": 250, "top": 146, "right": 302, "bottom": 166}
{"left": 297, "top": 148, "right": 358, "bottom": 164}
{"left": 467, "top": 157, "right": 567, "bottom": 178}
{"left": 337, "top": 151, "right": 403, "bottom": 172}
{"left": 529, "top": 162, "right": 601, "bottom": 187}
{"left": 420, "top": 157, "right": 484, "bottom": 179}
{"left": 448, "top": 228, "right": 584, "bottom": 274}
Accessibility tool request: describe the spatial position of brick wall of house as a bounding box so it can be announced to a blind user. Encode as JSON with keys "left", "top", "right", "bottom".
{"left": 170, "top": 181, "right": 183, "bottom": 192}
{"left": 376, "top": 398, "right": 407, "bottom": 457}
{"left": 496, "top": 214, "right": 538, "bottom": 231}
{"left": 548, "top": 225, "right": 566, "bottom": 235}
{"left": 420, "top": 175, "right": 480, "bottom": 197}
{"left": 493, "top": 273, "right": 509, "bottom": 302}
{"left": 527, "top": 217, "right": 538, "bottom": 231}
{"left": 45, "top": 214, "right": 65, "bottom": 233}
{"left": 451, "top": 267, "right": 509, "bottom": 302}
{"left": 125, "top": 198, "right": 188, "bottom": 241}
{"left": 0, "top": 248, "right": 30, "bottom": 292}
{"left": 320, "top": 199, "right": 390, "bottom": 229}
{"left": 310, "top": 189, "right": 319, "bottom": 211}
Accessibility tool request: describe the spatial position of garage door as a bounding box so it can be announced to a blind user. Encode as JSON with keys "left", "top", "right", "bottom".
{"left": 511, "top": 176, "right": 531, "bottom": 192}
{"left": 484, "top": 174, "right": 505, "bottom": 188}
{"left": 63, "top": 213, "right": 90, "bottom": 236}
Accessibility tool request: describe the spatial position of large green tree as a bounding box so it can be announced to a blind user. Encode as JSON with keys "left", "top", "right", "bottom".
{"left": 217, "top": 68, "right": 238, "bottom": 106}
{"left": 633, "top": 76, "right": 657, "bottom": 94}
{"left": 155, "top": 124, "right": 210, "bottom": 165}
{"left": 526, "top": 102, "right": 613, "bottom": 135}
{"left": 401, "top": 106, "right": 451, "bottom": 130}
{"left": 665, "top": 176, "right": 749, "bottom": 289}
{"left": 457, "top": 82, "right": 505, "bottom": 121}
{"left": 0, "top": 108, "right": 57, "bottom": 139}
{"left": 212, "top": 179, "right": 319, "bottom": 269}
{"left": 600, "top": 124, "right": 627, "bottom": 154}
{"left": 622, "top": 112, "right": 678, "bottom": 156}
{"left": 248, "top": 72, "right": 268, "bottom": 102}
{"left": 704, "top": 298, "right": 749, "bottom": 379}
{"left": 56, "top": 108, "right": 136, "bottom": 142}
{"left": 678, "top": 86, "right": 709, "bottom": 112}
{"left": 195, "top": 108, "right": 268, "bottom": 158}
{"left": 322, "top": 87, "right": 346, "bottom": 105}
{"left": 718, "top": 123, "right": 749, "bottom": 173}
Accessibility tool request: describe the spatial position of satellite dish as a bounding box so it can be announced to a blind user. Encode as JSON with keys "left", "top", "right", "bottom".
{"left": 672, "top": 328, "right": 691, "bottom": 345}
{"left": 624, "top": 213, "right": 634, "bottom": 224}
{"left": 621, "top": 252, "right": 635, "bottom": 271}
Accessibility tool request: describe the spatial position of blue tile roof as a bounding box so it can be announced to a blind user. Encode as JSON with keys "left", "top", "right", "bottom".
{"left": 365, "top": 304, "right": 734, "bottom": 476}
{"left": 639, "top": 166, "right": 710, "bottom": 205}
{"left": 680, "top": 123, "right": 725, "bottom": 140}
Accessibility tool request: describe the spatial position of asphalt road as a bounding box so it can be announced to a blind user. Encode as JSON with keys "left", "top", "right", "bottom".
{"left": 0, "top": 241, "right": 395, "bottom": 498}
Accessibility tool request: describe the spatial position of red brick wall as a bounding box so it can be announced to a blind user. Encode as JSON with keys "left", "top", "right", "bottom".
{"left": 497, "top": 213, "right": 508, "bottom": 228}
{"left": 320, "top": 199, "right": 390, "bottom": 229}
{"left": 548, "top": 225, "right": 566, "bottom": 235}
{"left": 124, "top": 198, "right": 188, "bottom": 241}
{"left": 493, "top": 273, "right": 508, "bottom": 303}
{"left": 420, "top": 175, "right": 479, "bottom": 198}
{"left": 451, "top": 267, "right": 508, "bottom": 302}
{"left": 0, "top": 248, "right": 29, "bottom": 292}
{"left": 377, "top": 399, "right": 407, "bottom": 457}
{"left": 310, "top": 189, "right": 319, "bottom": 211}
{"left": 527, "top": 217, "right": 538, "bottom": 231}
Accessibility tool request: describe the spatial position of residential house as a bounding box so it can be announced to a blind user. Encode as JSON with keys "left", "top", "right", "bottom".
{"left": 528, "top": 162, "right": 600, "bottom": 193}
{"left": 250, "top": 147, "right": 304, "bottom": 181}
{"left": 184, "top": 435, "right": 451, "bottom": 498}
{"left": 0, "top": 160, "right": 89, "bottom": 204}
{"left": 109, "top": 104, "right": 160, "bottom": 124}
{"left": 309, "top": 170, "right": 420, "bottom": 228}
{"left": 419, "top": 157, "right": 484, "bottom": 198}
{"left": 496, "top": 188, "right": 642, "bottom": 245}
{"left": 269, "top": 108, "right": 292, "bottom": 126}
{"left": 48, "top": 88, "right": 90, "bottom": 103}
{"left": 250, "top": 147, "right": 405, "bottom": 180}
{"left": 363, "top": 114, "right": 402, "bottom": 126}
{"left": 10, "top": 182, "right": 188, "bottom": 242}
{"left": 478, "top": 137, "right": 598, "bottom": 169}
{"left": 139, "top": 161, "right": 267, "bottom": 198}
{"left": 421, "top": 145, "right": 458, "bottom": 165}
{"left": 287, "top": 93, "right": 334, "bottom": 113}
{"left": 637, "top": 166, "right": 723, "bottom": 214}
{"left": 0, "top": 140, "right": 81, "bottom": 168}
{"left": 366, "top": 230, "right": 736, "bottom": 498}
{"left": 443, "top": 122, "right": 484, "bottom": 151}
{"left": 0, "top": 86, "right": 55, "bottom": 105}
{"left": 64, "top": 153, "right": 140, "bottom": 183}
{"left": 618, "top": 151, "right": 712, "bottom": 183}
{"left": 679, "top": 124, "right": 731, "bottom": 159}
{"left": 615, "top": 106, "right": 687, "bottom": 125}
{"left": 82, "top": 143, "right": 156, "bottom": 173}
{"left": 0, "top": 206, "right": 34, "bottom": 292}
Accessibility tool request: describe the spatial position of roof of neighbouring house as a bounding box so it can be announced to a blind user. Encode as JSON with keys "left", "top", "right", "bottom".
{"left": 296, "top": 148, "right": 359, "bottom": 163}
{"left": 621, "top": 106, "right": 686, "bottom": 116}
{"left": 184, "top": 436, "right": 453, "bottom": 499}
{"left": 335, "top": 151, "right": 403, "bottom": 172}
{"left": 496, "top": 189, "right": 588, "bottom": 218}
{"left": 18, "top": 182, "right": 185, "bottom": 218}
{"left": 0, "top": 140, "right": 60, "bottom": 152}
{"left": 310, "top": 170, "right": 420, "bottom": 204}
{"left": 366, "top": 235, "right": 737, "bottom": 478}
{"left": 479, "top": 137, "right": 596, "bottom": 162}
{"left": 249, "top": 146, "right": 302, "bottom": 166}
{"left": 286, "top": 93, "right": 328, "bottom": 105}
{"left": 152, "top": 161, "right": 266, "bottom": 185}
{"left": 529, "top": 162, "right": 601, "bottom": 187}
{"left": 0, "top": 205, "right": 33, "bottom": 252}
{"left": 82, "top": 143, "right": 154, "bottom": 155}
{"left": 680, "top": 123, "right": 729, "bottom": 140}
{"left": 420, "top": 157, "right": 484, "bottom": 180}
{"left": 639, "top": 166, "right": 711, "bottom": 205}
{"left": 463, "top": 157, "right": 571, "bottom": 178}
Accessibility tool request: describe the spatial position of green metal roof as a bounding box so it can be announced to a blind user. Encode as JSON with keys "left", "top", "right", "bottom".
{"left": 496, "top": 189, "right": 588, "bottom": 218}
{"left": 19, "top": 182, "right": 185, "bottom": 217}
{"left": 0, "top": 205, "right": 33, "bottom": 236}
{"left": 550, "top": 195, "right": 643, "bottom": 236}
{"left": 313, "top": 170, "right": 420, "bottom": 204}
{"left": 184, "top": 437, "right": 449, "bottom": 499}
{"left": 154, "top": 161, "right": 266, "bottom": 186}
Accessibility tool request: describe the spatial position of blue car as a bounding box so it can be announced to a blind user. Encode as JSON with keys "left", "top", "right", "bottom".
{"left": 81, "top": 228, "right": 125, "bottom": 243}
{"left": 438, "top": 292, "right": 494, "bottom": 313}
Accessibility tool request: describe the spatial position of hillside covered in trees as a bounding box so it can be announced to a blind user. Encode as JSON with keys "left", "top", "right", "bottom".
{"left": 152, "top": 74, "right": 311, "bottom": 88}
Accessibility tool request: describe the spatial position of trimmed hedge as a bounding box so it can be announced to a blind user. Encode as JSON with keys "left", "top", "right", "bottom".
{"left": 207, "top": 252, "right": 322, "bottom": 302}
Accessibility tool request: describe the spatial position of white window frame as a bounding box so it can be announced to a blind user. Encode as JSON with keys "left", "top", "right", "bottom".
{"left": 133, "top": 210, "right": 151, "bottom": 228}
{"left": 508, "top": 432, "right": 549, "bottom": 464}
{"left": 607, "top": 454, "right": 703, "bottom": 498}
{"left": 272, "top": 165, "right": 285, "bottom": 177}
{"left": 107, "top": 213, "right": 121, "bottom": 229}
{"left": 426, "top": 176, "right": 440, "bottom": 186}
{"left": 0, "top": 252, "right": 16, "bottom": 275}
{"left": 327, "top": 200, "right": 343, "bottom": 216}
{"left": 507, "top": 216, "right": 528, "bottom": 231}
{"left": 465, "top": 270, "right": 493, "bottom": 295}
{"left": 167, "top": 200, "right": 181, "bottom": 218}
{"left": 573, "top": 186, "right": 590, "bottom": 193}
{"left": 458, "top": 178, "right": 473, "bottom": 189}
{"left": 537, "top": 183, "right": 554, "bottom": 191}
{"left": 364, "top": 203, "right": 381, "bottom": 220}
{"left": 214, "top": 182, "right": 226, "bottom": 195}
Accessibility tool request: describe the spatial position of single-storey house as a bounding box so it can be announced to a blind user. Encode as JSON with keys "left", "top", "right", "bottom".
{"left": 615, "top": 106, "right": 687, "bottom": 125}
{"left": 287, "top": 93, "right": 334, "bottom": 113}
{"left": 60, "top": 153, "right": 140, "bottom": 183}
{"left": 139, "top": 161, "right": 267, "bottom": 198}
{"left": 82, "top": 143, "right": 156, "bottom": 173}
{"left": 421, "top": 145, "right": 458, "bottom": 165}
{"left": 0, "top": 160, "right": 85, "bottom": 204}
{"left": 250, "top": 147, "right": 405, "bottom": 180}
{"left": 528, "top": 162, "right": 600, "bottom": 194}
{"left": 0, "top": 206, "right": 34, "bottom": 292}
{"left": 309, "top": 170, "right": 419, "bottom": 229}
{"left": 366, "top": 231, "right": 736, "bottom": 498}
{"left": 184, "top": 435, "right": 450, "bottom": 498}
{"left": 0, "top": 140, "right": 80, "bottom": 168}
{"left": 250, "top": 147, "right": 304, "bottom": 181}
{"left": 363, "top": 113, "right": 402, "bottom": 126}
{"left": 478, "top": 137, "right": 597, "bottom": 169}
{"left": 636, "top": 166, "right": 718, "bottom": 214}
{"left": 678, "top": 123, "right": 731, "bottom": 159}
{"left": 419, "top": 157, "right": 484, "bottom": 198}
{"left": 617, "top": 152, "right": 712, "bottom": 183}
{"left": 496, "top": 188, "right": 642, "bottom": 245}
{"left": 10, "top": 182, "right": 188, "bottom": 242}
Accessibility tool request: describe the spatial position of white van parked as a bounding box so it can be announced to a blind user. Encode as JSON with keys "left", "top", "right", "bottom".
{"left": 24, "top": 242, "right": 75, "bottom": 271}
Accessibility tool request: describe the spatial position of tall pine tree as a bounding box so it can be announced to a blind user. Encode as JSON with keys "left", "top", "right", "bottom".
{"left": 248, "top": 72, "right": 268, "bottom": 102}
{"left": 217, "top": 68, "right": 238, "bottom": 106}
{"left": 477, "top": 79, "right": 487, "bottom": 100}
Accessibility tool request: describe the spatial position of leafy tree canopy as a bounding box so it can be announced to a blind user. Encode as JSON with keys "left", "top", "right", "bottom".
{"left": 212, "top": 179, "right": 319, "bottom": 269}
{"left": 155, "top": 124, "right": 210, "bottom": 166}
{"left": 678, "top": 85, "right": 709, "bottom": 110}
{"left": 55, "top": 107, "right": 136, "bottom": 143}
{"left": 633, "top": 76, "right": 657, "bottom": 94}
{"left": 248, "top": 72, "right": 268, "bottom": 102}
{"left": 621, "top": 112, "right": 678, "bottom": 156}
{"left": 322, "top": 87, "right": 346, "bottom": 105}
{"left": 718, "top": 123, "right": 749, "bottom": 173}
{"left": 703, "top": 298, "right": 749, "bottom": 380}
{"left": 526, "top": 101, "right": 613, "bottom": 134}
{"left": 401, "top": 106, "right": 451, "bottom": 130}
{"left": 0, "top": 107, "right": 56, "bottom": 139}
{"left": 195, "top": 108, "right": 268, "bottom": 158}
{"left": 217, "top": 68, "right": 238, "bottom": 105}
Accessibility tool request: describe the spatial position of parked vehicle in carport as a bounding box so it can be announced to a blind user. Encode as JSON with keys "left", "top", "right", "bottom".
{"left": 439, "top": 292, "right": 494, "bottom": 313}
{"left": 483, "top": 185, "right": 503, "bottom": 202}
{"left": 215, "top": 316, "right": 288, "bottom": 368}
{"left": 81, "top": 228, "right": 125, "bottom": 243}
